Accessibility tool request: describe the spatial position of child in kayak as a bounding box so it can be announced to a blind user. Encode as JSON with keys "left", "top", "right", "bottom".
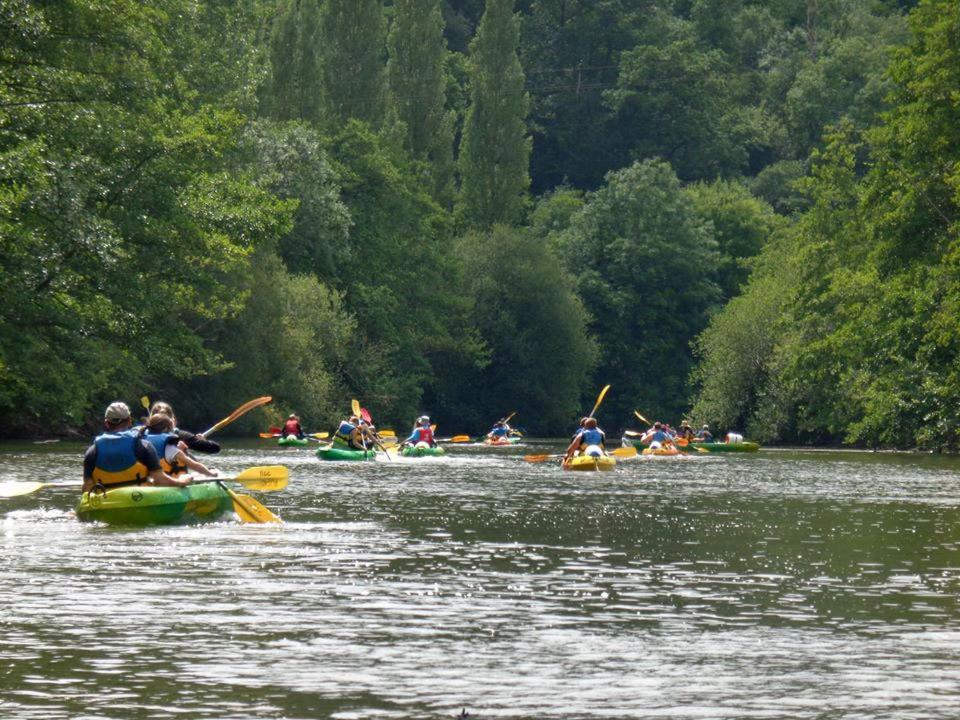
{"left": 142, "top": 414, "right": 218, "bottom": 479}
{"left": 149, "top": 401, "right": 221, "bottom": 454}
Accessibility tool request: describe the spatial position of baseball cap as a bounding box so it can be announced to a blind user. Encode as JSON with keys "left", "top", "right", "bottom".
{"left": 104, "top": 401, "right": 131, "bottom": 422}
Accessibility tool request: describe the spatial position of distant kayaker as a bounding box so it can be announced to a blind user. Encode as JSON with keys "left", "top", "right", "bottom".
{"left": 486, "top": 421, "right": 511, "bottom": 441}
{"left": 697, "top": 425, "right": 713, "bottom": 442}
{"left": 725, "top": 431, "right": 744, "bottom": 444}
{"left": 282, "top": 413, "right": 305, "bottom": 440}
{"left": 149, "top": 401, "right": 220, "bottom": 454}
{"left": 404, "top": 416, "right": 437, "bottom": 448}
{"left": 564, "top": 417, "right": 606, "bottom": 461}
{"left": 334, "top": 415, "right": 368, "bottom": 450}
{"left": 641, "top": 422, "right": 672, "bottom": 449}
{"left": 570, "top": 417, "right": 588, "bottom": 442}
{"left": 142, "top": 414, "right": 218, "bottom": 479}
{"left": 676, "top": 420, "right": 695, "bottom": 441}
{"left": 82, "top": 402, "right": 190, "bottom": 493}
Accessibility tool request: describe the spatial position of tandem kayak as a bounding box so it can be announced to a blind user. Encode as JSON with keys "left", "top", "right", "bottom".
{"left": 687, "top": 441, "right": 760, "bottom": 453}
{"left": 563, "top": 454, "right": 616, "bottom": 471}
{"left": 316, "top": 445, "right": 377, "bottom": 461}
{"left": 278, "top": 435, "right": 310, "bottom": 447}
{"left": 400, "top": 445, "right": 446, "bottom": 458}
{"left": 76, "top": 483, "right": 233, "bottom": 526}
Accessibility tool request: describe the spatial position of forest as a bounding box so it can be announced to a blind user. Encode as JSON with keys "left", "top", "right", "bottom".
{"left": 2, "top": 0, "right": 957, "bottom": 448}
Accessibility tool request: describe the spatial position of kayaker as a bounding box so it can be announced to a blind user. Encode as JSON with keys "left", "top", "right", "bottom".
{"left": 697, "top": 424, "right": 713, "bottom": 442}
{"left": 725, "top": 431, "right": 744, "bottom": 444}
{"left": 282, "top": 413, "right": 305, "bottom": 440}
{"left": 486, "top": 421, "right": 511, "bottom": 441}
{"left": 569, "top": 417, "right": 588, "bottom": 442}
{"left": 563, "top": 417, "right": 606, "bottom": 461}
{"left": 676, "top": 420, "right": 695, "bottom": 441}
{"left": 82, "top": 402, "right": 190, "bottom": 493}
{"left": 149, "top": 401, "right": 220, "bottom": 454}
{"left": 641, "top": 422, "right": 672, "bottom": 450}
{"left": 404, "top": 416, "right": 437, "bottom": 448}
{"left": 142, "top": 414, "right": 218, "bottom": 479}
{"left": 334, "top": 415, "right": 368, "bottom": 450}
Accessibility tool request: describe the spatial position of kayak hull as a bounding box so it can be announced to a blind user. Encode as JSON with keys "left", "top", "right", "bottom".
{"left": 278, "top": 435, "right": 309, "bottom": 447}
{"left": 483, "top": 437, "right": 520, "bottom": 446}
{"left": 642, "top": 446, "right": 680, "bottom": 456}
{"left": 401, "top": 446, "right": 446, "bottom": 457}
{"left": 563, "top": 455, "right": 616, "bottom": 471}
{"left": 688, "top": 441, "right": 760, "bottom": 453}
{"left": 316, "top": 446, "right": 377, "bottom": 461}
{"left": 76, "top": 483, "right": 233, "bottom": 526}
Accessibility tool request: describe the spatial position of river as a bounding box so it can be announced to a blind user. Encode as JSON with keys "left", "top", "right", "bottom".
{"left": 1, "top": 440, "right": 959, "bottom": 719}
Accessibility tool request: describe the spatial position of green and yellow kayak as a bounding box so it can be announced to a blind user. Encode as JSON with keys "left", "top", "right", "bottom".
{"left": 316, "top": 446, "right": 377, "bottom": 461}
{"left": 400, "top": 445, "right": 446, "bottom": 458}
{"left": 278, "top": 435, "right": 309, "bottom": 447}
{"left": 76, "top": 483, "right": 233, "bottom": 526}
{"left": 563, "top": 454, "right": 616, "bottom": 471}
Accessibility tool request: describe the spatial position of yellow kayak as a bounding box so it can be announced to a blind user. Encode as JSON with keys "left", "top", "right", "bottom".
{"left": 642, "top": 446, "right": 680, "bottom": 456}
{"left": 563, "top": 454, "right": 616, "bottom": 471}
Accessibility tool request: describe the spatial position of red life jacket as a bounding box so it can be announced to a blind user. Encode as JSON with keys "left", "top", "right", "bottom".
{"left": 416, "top": 426, "right": 434, "bottom": 445}
{"left": 283, "top": 419, "right": 302, "bottom": 436}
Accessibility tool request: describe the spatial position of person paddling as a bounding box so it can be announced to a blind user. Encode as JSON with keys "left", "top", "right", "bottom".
{"left": 696, "top": 424, "right": 713, "bottom": 442}
{"left": 641, "top": 421, "right": 672, "bottom": 450}
{"left": 676, "top": 420, "right": 695, "bottom": 441}
{"left": 333, "top": 415, "right": 369, "bottom": 450}
{"left": 281, "top": 413, "right": 305, "bottom": 441}
{"left": 142, "top": 414, "right": 218, "bottom": 479}
{"left": 486, "top": 421, "right": 511, "bottom": 442}
{"left": 563, "top": 417, "right": 607, "bottom": 462}
{"left": 149, "top": 401, "right": 220, "bottom": 454}
{"left": 404, "top": 416, "right": 437, "bottom": 448}
{"left": 83, "top": 402, "right": 190, "bottom": 493}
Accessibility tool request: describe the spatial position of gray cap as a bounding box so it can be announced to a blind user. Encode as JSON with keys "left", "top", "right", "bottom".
{"left": 104, "top": 401, "right": 131, "bottom": 422}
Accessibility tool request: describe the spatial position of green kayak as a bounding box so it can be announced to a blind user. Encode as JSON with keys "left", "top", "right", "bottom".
{"left": 316, "top": 445, "right": 377, "bottom": 461}
{"left": 401, "top": 445, "right": 446, "bottom": 458}
{"left": 76, "top": 483, "right": 233, "bottom": 526}
{"left": 687, "top": 441, "right": 760, "bottom": 453}
{"left": 278, "top": 435, "right": 309, "bottom": 447}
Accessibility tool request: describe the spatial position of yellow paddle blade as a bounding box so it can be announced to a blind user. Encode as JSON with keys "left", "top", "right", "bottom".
{"left": 634, "top": 410, "right": 651, "bottom": 425}
{"left": 140, "top": 396, "right": 150, "bottom": 411}
{"left": 378, "top": 436, "right": 398, "bottom": 448}
{"left": 351, "top": 398, "right": 361, "bottom": 417}
{"left": 451, "top": 435, "right": 472, "bottom": 443}
{"left": 223, "top": 486, "right": 281, "bottom": 523}
{"left": 589, "top": 385, "right": 611, "bottom": 418}
{"left": 307, "top": 432, "right": 329, "bottom": 439}
{"left": 0, "top": 481, "right": 49, "bottom": 498}
{"left": 379, "top": 429, "right": 396, "bottom": 437}
{"left": 230, "top": 466, "right": 288, "bottom": 491}
{"left": 611, "top": 447, "right": 637, "bottom": 458}
{"left": 258, "top": 432, "right": 277, "bottom": 439}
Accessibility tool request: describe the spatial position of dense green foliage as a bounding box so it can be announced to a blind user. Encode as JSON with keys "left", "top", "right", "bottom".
{"left": 4, "top": 0, "right": 955, "bottom": 448}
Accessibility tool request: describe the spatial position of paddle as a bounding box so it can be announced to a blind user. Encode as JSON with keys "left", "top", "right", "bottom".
{"left": 634, "top": 410, "right": 651, "bottom": 425}
{"left": 588, "top": 385, "right": 611, "bottom": 420}
{"left": 216, "top": 480, "right": 281, "bottom": 523}
{"left": 201, "top": 396, "right": 273, "bottom": 437}
{"left": 259, "top": 431, "right": 328, "bottom": 440}
{"left": 676, "top": 437, "right": 708, "bottom": 454}
{"left": 451, "top": 435, "right": 472, "bottom": 443}
{"left": 356, "top": 403, "right": 390, "bottom": 460}
{"left": 0, "top": 465, "right": 289, "bottom": 499}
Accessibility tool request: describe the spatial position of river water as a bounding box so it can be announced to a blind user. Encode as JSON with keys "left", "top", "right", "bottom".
{"left": 1, "top": 440, "right": 959, "bottom": 719}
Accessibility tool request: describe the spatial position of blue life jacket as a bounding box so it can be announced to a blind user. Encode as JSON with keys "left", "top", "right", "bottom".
{"left": 92, "top": 430, "right": 148, "bottom": 486}
{"left": 491, "top": 426, "right": 509, "bottom": 437}
{"left": 652, "top": 430, "right": 668, "bottom": 443}
{"left": 580, "top": 428, "right": 604, "bottom": 445}
{"left": 336, "top": 421, "right": 356, "bottom": 439}
{"left": 143, "top": 431, "right": 184, "bottom": 475}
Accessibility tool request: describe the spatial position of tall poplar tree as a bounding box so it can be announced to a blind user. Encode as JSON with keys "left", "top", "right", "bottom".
{"left": 265, "top": 0, "right": 323, "bottom": 123}
{"left": 387, "top": 0, "right": 456, "bottom": 205}
{"left": 322, "top": 0, "right": 387, "bottom": 126}
{"left": 459, "top": 0, "right": 531, "bottom": 227}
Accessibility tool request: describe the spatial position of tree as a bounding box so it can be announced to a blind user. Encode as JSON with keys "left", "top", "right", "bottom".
{"left": 264, "top": 0, "right": 324, "bottom": 122}
{"left": 553, "top": 160, "right": 721, "bottom": 425}
{"left": 458, "top": 0, "right": 531, "bottom": 228}
{"left": 321, "top": 0, "right": 388, "bottom": 126}
{"left": 387, "top": 0, "right": 457, "bottom": 205}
